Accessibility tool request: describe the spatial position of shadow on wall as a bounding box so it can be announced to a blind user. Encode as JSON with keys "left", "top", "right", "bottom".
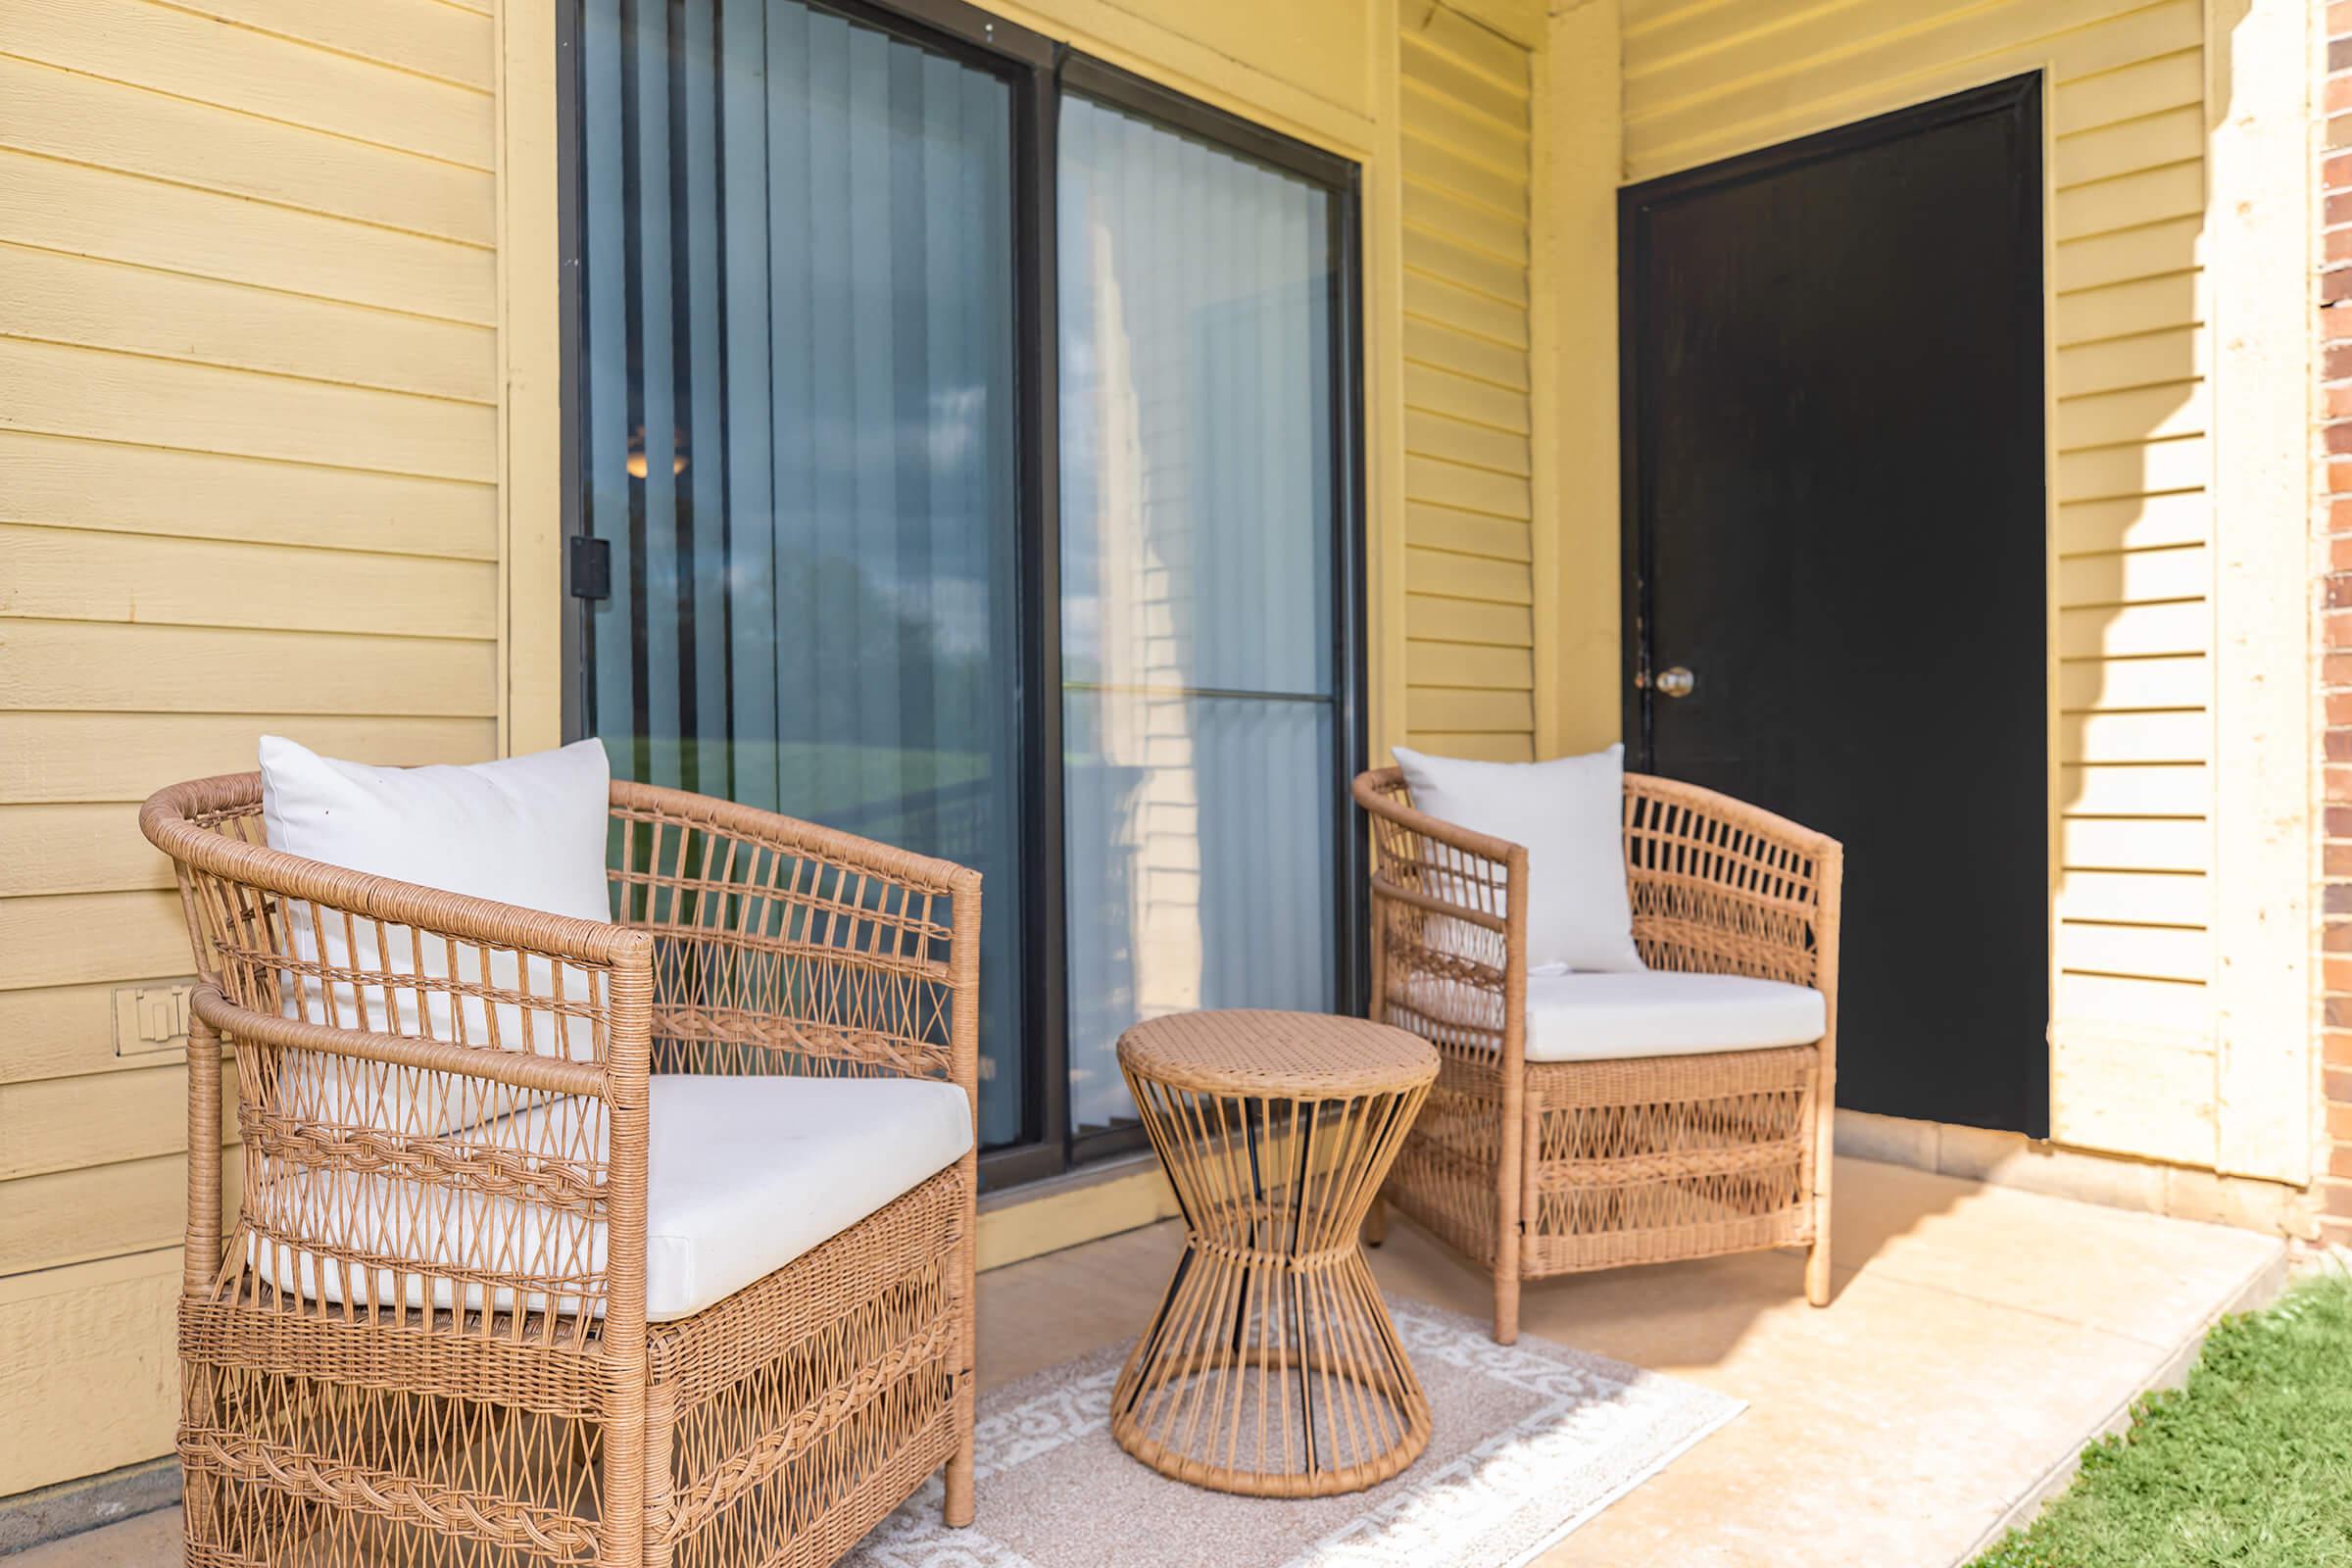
{"left": 2043, "top": 0, "right": 2243, "bottom": 1150}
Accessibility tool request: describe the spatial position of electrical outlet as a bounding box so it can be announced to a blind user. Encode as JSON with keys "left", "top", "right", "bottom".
{"left": 112, "top": 981, "right": 195, "bottom": 1059}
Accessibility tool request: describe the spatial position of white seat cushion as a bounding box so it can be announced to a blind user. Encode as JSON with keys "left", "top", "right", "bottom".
{"left": 1523, "top": 971, "right": 1827, "bottom": 1062}
{"left": 250, "top": 1073, "right": 973, "bottom": 1322}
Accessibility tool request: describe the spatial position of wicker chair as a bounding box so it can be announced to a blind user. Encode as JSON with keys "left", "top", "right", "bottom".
{"left": 142, "top": 773, "right": 980, "bottom": 1568}
{"left": 1354, "top": 766, "right": 1841, "bottom": 1344}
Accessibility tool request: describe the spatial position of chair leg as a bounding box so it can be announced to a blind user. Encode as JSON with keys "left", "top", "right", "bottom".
{"left": 1363, "top": 1192, "right": 1388, "bottom": 1248}
{"left": 945, "top": 1436, "right": 975, "bottom": 1527}
{"left": 1494, "top": 1267, "right": 1521, "bottom": 1347}
{"left": 1805, "top": 1236, "right": 1833, "bottom": 1306}
{"left": 945, "top": 1150, "right": 977, "bottom": 1530}
{"left": 643, "top": 1381, "right": 676, "bottom": 1568}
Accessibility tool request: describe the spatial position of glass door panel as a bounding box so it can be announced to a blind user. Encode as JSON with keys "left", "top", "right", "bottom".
{"left": 1056, "top": 94, "right": 1342, "bottom": 1136}
{"left": 578, "top": 0, "right": 1026, "bottom": 1146}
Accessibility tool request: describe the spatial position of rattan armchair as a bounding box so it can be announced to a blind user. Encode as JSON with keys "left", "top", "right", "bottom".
{"left": 142, "top": 773, "right": 979, "bottom": 1568}
{"left": 1354, "top": 766, "right": 1841, "bottom": 1344}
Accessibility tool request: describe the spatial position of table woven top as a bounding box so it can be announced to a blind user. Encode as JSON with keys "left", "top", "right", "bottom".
{"left": 1116, "top": 1009, "right": 1439, "bottom": 1097}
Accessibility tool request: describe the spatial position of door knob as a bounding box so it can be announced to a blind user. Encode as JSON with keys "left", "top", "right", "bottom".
{"left": 1654, "top": 666, "right": 1695, "bottom": 699}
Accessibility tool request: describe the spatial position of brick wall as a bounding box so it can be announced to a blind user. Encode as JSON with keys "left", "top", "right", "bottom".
{"left": 2323, "top": 0, "right": 2352, "bottom": 1247}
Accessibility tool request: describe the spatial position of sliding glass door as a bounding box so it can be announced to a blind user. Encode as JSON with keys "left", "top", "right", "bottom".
{"left": 566, "top": 0, "right": 1362, "bottom": 1181}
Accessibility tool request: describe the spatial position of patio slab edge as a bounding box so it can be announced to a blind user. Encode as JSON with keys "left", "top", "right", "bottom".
{"left": 1953, "top": 1234, "right": 2291, "bottom": 1564}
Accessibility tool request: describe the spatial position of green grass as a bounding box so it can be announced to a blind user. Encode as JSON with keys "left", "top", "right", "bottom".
{"left": 1970, "top": 1270, "right": 2352, "bottom": 1568}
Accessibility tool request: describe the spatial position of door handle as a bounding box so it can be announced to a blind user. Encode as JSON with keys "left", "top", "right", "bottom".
{"left": 1653, "top": 666, "right": 1695, "bottom": 699}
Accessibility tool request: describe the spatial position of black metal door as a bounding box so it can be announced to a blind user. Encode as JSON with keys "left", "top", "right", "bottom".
{"left": 1620, "top": 76, "right": 2049, "bottom": 1136}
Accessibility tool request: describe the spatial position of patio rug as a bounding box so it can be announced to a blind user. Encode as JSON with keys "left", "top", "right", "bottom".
{"left": 846, "top": 1298, "right": 1742, "bottom": 1568}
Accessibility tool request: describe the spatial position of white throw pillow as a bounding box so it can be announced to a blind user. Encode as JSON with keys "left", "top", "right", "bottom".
{"left": 1392, "top": 744, "right": 1643, "bottom": 974}
{"left": 259, "top": 736, "right": 614, "bottom": 1132}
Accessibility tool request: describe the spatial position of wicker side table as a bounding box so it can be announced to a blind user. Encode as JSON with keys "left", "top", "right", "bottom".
{"left": 1110, "top": 1008, "right": 1439, "bottom": 1497}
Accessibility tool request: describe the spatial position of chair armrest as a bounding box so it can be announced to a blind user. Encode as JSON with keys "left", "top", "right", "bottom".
{"left": 1354, "top": 768, "right": 1528, "bottom": 1060}
{"left": 609, "top": 781, "right": 982, "bottom": 1100}
{"left": 1623, "top": 772, "right": 1843, "bottom": 992}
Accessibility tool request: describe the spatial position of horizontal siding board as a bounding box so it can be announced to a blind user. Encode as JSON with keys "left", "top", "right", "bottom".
{"left": 2056, "top": 325, "right": 2207, "bottom": 399}
{"left": 2051, "top": 48, "right": 2201, "bottom": 134}
{"left": 0, "top": 147, "right": 493, "bottom": 323}
{"left": 0, "top": 239, "right": 497, "bottom": 402}
{"left": 1401, "top": 225, "right": 1528, "bottom": 308}
{"left": 1404, "top": 408, "right": 1530, "bottom": 476}
{"left": 1400, "top": 730, "right": 1534, "bottom": 762}
{"left": 0, "top": 1151, "right": 237, "bottom": 1277}
{"left": 0, "top": 1249, "right": 182, "bottom": 1494}
{"left": 1397, "top": 37, "right": 1527, "bottom": 133}
{"left": 162, "top": 0, "right": 496, "bottom": 89}
{"left": 0, "top": 429, "right": 497, "bottom": 560}
{"left": 0, "top": 620, "right": 500, "bottom": 718}
{"left": 2054, "top": 970, "right": 2208, "bottom": 1027}
{"left": 0, "top": 1062, "right": 238, "bottom": 1179}
{"left": 2062, "top": 710, "right": 2210, "bottom": 764}
{"left": 2054, "top": 105, "right": 2201, "bottom": 189}
{"left": 0, "top": 711, "right": 496, "bottom": 805}
{"left": 1401, "top": 0, "right": 1528, "bottom": 90}
{"left": 0, "top": 985, "right": 225, "bottom": 1087}
{"left": 1406, "top": 686, "right": 1535, "bottom": 732}
{"left": 1403, "top": 318, "right": 1530, "bottom": 391}
{"left": 1402, "top": 178, "right": 1527, "bottom": 265}
{"left": 1406, "top": 593, "right": 1534, "bottom": 648}
{"left": 1404, "top": 640, "right": 1534, "bottom": 689}
{"left": 3, "top": 0, "right": 494, "bottom": 169}
{"left": 1400, "top": 130, "right": 1525, "bottom": 218}
{"left": 2055, "top": 545, "right": 2208, "bottom": 609}
{"left": 2057, "top": 868, "right": 2209, "bottom": 926}
{"left": 1401, "top": 545, "right": 1533, "bottom": 604}
{"left": 2056, "top": 652, "right": 2207, "bottom": 710}
{"left": 1627, "top": 0, "right": 2196, "bottom": 172}
{"left": 0, "top": 804, "right": 172, "bottom": 897}
{"left": 0, "top": 338, "right": 498, "bottom": 482}
{"left": 1405, "top": 500, "right": 1532, "bottom": 561}
{"left": 2053, "top": 159, "right": 2203, "bottom": 242}
{"left": 1394, "top": 77, "right": 1528, "bottom": 174}
{"left": 2053, "top": 270, "right": 2204, "bottom": 348}
{"left": 2054, "top": 435, "right": 2207, "bottom": 504}
{"left": 0, "top": 55, "right": 494, "bottom": 247}
{"left": 2060, "top": 815, "right": 2210, "bottom": 872}
{"left": 2057, "top": 599, "right": 2209, "bottom": 659}
{"left": 1403, "top": 270, "right": 1531, "bottom": 354}
{"left": 2054, "top": 379, "right": 2206, "bottom": 449}
{"left": 2057, "top": 490, "right": 2211, "bottom": 555}
{"left": 0, "top": 524, "right": 500, "bottom": 640}
{"left": 2055, "top": 216, "right": 2204, "bottom": 293}
{"left": 2057, "top": 919, "right": 2210, "bottom": 983}
{"left": 0, "top": 890, "right": 192, "bottom": 992}
{"left": 1400, "top": 361, "right": 1531, "bottom": 435}
{"left": 2061, "top": 762, "right": 2209, "bottom": 816}
{"left": 1404, "top": 453, "right": 1531, "bottom": 518}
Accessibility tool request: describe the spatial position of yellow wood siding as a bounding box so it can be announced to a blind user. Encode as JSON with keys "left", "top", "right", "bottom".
{"left": 1616, "top": 0, "right": 2223, "bottom": 1167}
{"left": 1399, "top": 0, "right": 1540, "bottom": 761}
{"left": 0, "top": 0, "right": 501, "bottom": 1495}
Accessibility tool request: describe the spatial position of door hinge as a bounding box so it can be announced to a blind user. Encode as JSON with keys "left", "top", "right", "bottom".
{"left": 567, "top": 535, "right": 612, "bottom": 601}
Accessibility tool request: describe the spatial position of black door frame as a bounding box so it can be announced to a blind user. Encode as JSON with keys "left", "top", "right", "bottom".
{"left": 1615, "top": 73, "right": 2051, "bottom": 1136}
{"left": 1617, "top": 72, "right": 2045, "bottom": 764}
{"left": 554, "top": 0, "right": 1371, "bottom": 1191}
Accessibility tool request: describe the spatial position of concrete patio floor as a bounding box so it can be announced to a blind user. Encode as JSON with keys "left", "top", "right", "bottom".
{"left": 15, "top": 1155, "right": 2285, "bottom": 1568}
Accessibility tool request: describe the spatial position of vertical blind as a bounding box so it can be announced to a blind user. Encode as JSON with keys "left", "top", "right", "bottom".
{"left": 579, "top": 0, "right": 1028, "bottom": 1146}
{"left": 1057, "top": 95, "right": 1342, "bottom": 1133}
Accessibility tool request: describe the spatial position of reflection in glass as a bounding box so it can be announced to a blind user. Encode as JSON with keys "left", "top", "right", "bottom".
{"left": 1058, "top": 94, "right": 1341, "bottom": 1135}
{"left": 578, "top": 0, "right": 1025, "bottom": 1145}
